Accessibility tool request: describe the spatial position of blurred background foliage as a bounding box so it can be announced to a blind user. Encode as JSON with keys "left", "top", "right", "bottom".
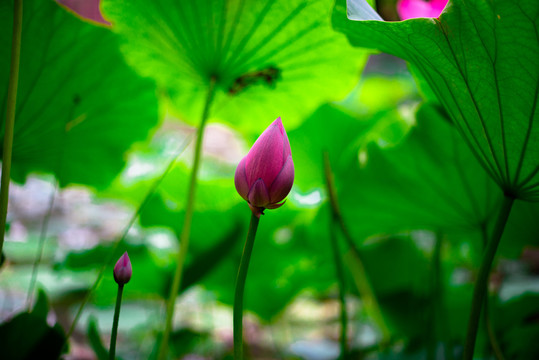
{"left": 0, "top": 0, "right": 538, "bottom": 359}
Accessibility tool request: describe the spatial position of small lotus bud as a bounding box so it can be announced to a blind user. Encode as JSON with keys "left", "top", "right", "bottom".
{"left": 234, "top": 117, "right": 294, "bottom": 217}
{"left": 113, "top": 252, "right": 132, "bottom": 285}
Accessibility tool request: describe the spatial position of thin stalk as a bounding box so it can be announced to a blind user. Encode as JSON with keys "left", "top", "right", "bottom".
{"left": 427, "top": 232, "right": 443, "bottom": 360}
{"left": 433, "top": 232, "right": 454, "bottom": 360}
{"left": 234, "top": 212, "right": 260, "bottom": 360}
{"left": 157, "top": 77, "right": 217, "bottom": 360}
{"left": 322, "top": 151, "right": 390, "bottom": 343}
{"left": 329, "top": 213, "right": 348, "bottom": 359}
{"left": 323, "top": 153, "right": 348, "bottom": 358}
{"left": 484, "top": 294, "right": 505, "bottom": 360}
{"left": 26, "top": 182, "right": 57, "bottom": 308}
{"left": 28, "top": 96, "right": 77, "bottom": 308}
{"left": 480, "top": 223, "right": 506, "bottom": 360}
{"left": 0, "top": 0, "right": 23, "bottom": 256}
{"left": 463, "top": 195, "right": 514, "bottom": 360}
{"left": 109, "top": 284, "right": 124, "bottom": 360}
{"left": 67, "top": 136, "right": 192, "bottom": 339}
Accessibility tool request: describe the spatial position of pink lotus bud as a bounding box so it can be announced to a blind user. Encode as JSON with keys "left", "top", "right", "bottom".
{"left": 113, "top": 252, "right": 132, "bottom": 285}
{"left": 397, "top": 0, "right": 448, "bottom": 20}
{"left": 234, "top": 117, "right": 294, "bottom": 217}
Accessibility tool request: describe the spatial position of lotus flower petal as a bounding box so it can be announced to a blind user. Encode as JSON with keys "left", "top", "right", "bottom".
{"left": 234, "top": 157, "right": 249, "bottom": 201}
{"left": 266, "top": 201, "right": 286, "bottom": 210}
{"left": 269, "top": 155, "right": 294, "bottom": 203}
{"left": 245, "top": 118, "right": 286, "bottom": 187}
{"left": 397, "top": 0, "right": 447, "bottom": 20}
{"left": 248, "top": 178, "right": 271, "bottom": 208}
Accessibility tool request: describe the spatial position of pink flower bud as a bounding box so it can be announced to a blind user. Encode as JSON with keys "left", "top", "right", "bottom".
{"left": 397, "top": 0, "right": 448, "bottom": 20}
{"left": 234, "top": 117, "right": 294, "bottom": 217}
{"left": 113, "top": 252, "right": 132, "bottom": 285}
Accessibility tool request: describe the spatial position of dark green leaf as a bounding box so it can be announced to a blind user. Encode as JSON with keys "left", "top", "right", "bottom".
{"left": 0, "top": 0, "right": 158, "bottom": 189}
{"left": 334, "top": 0, "right": 539, "bottom": 201}
{"left": 0, "top": 312, "right": 66, "bottom": 360}
{"left": 338, "top": 103, "right": 502, "bottom": 240}
{"left": 31, "top": 288, "right": 50, "bottom": 319}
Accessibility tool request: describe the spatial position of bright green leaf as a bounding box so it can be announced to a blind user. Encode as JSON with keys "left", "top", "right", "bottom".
{"left": 102, "top": 0, "right": 366, "bottom": 134}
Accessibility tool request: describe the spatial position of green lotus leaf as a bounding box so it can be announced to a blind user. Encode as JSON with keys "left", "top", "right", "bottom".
{"left": 102, "top": 0, "right": 366, "bottom": 134}
{"left": 334, "top": 0, "right": 539, "bottom": 201}
{"left": 0, "top": 0, "right": 158, "bottom": 189}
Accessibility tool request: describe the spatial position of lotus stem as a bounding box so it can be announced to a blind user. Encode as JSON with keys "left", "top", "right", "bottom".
{"left": 323, "top": 152, "right": 348, "bottom": 358}
{"left": 26, "top": 182, "right": 58, "bottom": 309}
{"left": 322, "top": 151, "right": 389, "bottom": 345}
{"left": 463, "top": 195, "right": 514, "bottom": 360}
{"left": 157, "top": 77, "right": 217, "bottom": 360}
{"left": 109, "top": 284, "right": 124, "bottom": 360}
{"left": 234, "top": 212, "right": 260, "bottom": 360}
{"left": 0, "top": 0, "right": 23, "bottom": 256}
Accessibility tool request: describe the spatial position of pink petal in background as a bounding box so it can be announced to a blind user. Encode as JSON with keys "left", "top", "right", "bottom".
{"left": 397, "top": 0, "right": 448, "bottom": 20}
{"left": 56, "top": 0, "right": 110, "bottom": 25}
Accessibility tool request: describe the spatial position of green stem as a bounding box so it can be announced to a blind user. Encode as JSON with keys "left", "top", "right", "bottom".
{"left": 329, "top": 213, "right": 348, "bottom": 359}
{"left": 157, "top": 77, "right": 217, "bottom": 360}
{"left": 109, "top": 285, "right": 124, "bottom": 360}
{"left": 26, "top": 182, "right": 57, "bottom": 309}
{"left": 234, "top": 212, "right": 260, "bottom": 360}
{"left": 427, "top": 232, "right": 443, "bottom": 360}
{"left": 463, "top": 195, "right": 514, "bottom": 360}
{"left": 322, "top": 151, "right": 390, "bottom": 344}
{"left": 323, "top": 153, "right": 348, "bottom": 358}
{"left": 0, "top": 0, "right": 23, "bottom": 256}
{"left": 66, "top": 135, "right": 192, "bottom": 339}
{"left": 28, "top": 97, "right": 75, "bottom": 308}
{"left": 485, "top": 293, "right": 505, "bottom": 360}
{"left": 480, "top": 223, "right": 505, "bottom": 360}
{"left": 432, "top": 232, "right": 454, "bottom": 360}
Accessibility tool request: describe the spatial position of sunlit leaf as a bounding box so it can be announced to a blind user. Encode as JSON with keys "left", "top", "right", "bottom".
{"left": 0, "top": 0, "right": 158, "bottom": 189}
{"left": 334, "top": 0, "right": 539, "bottom": 201}
{"left": 102, "top": 0, "right": 366, "bottom": 133}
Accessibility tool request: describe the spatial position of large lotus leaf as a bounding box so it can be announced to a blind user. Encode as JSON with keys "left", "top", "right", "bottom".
{"left": 334, "top": 103, "right": 539, "bottom": 260}
{"left": 338, "top": 103, "right": 502, "bottom": 239}
{"left": 334, "top": 0, "right": 539, "bottom": 201}
{"left": 0, "top": 0, "right": 158, "bottom": 189}
{"left": 101, "top": 0, "right": 366, "bottom": 134}
{"left": 334, "top": 105, "right": 539, "bottom": 258}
